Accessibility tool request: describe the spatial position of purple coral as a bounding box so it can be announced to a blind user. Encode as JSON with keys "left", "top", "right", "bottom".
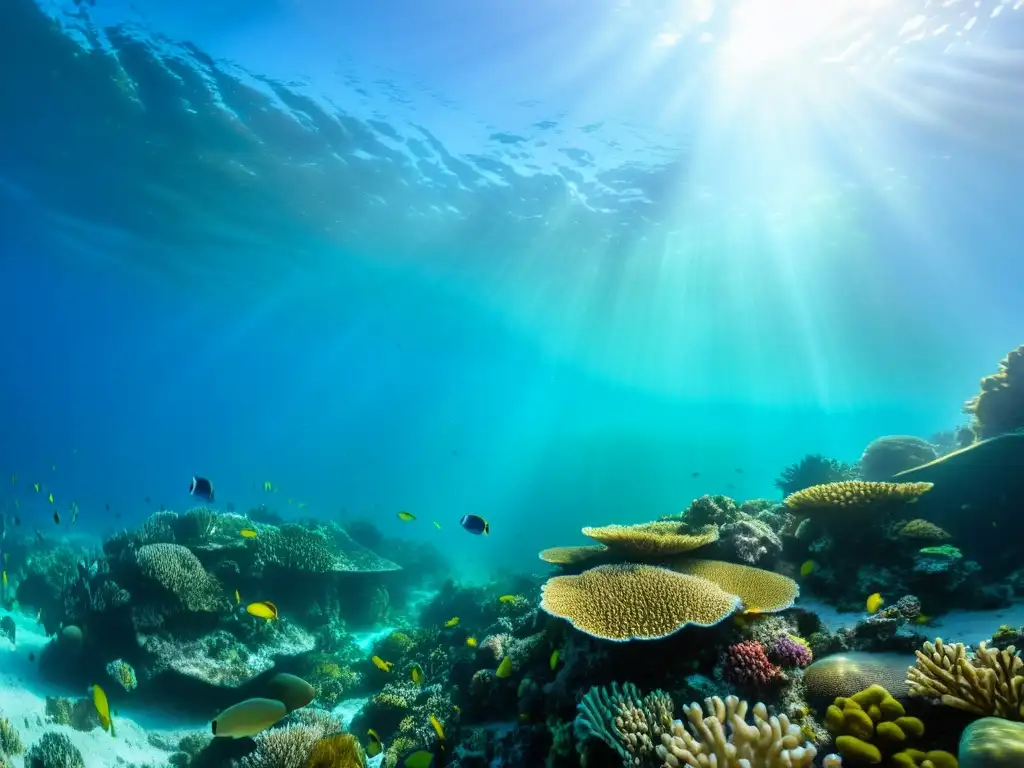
{"left": 768, "top": 636, "right": 813, "bottom": 669}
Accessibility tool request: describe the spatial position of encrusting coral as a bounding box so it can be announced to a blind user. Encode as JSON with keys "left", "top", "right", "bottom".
{"left": 804, "top": 653, "right": 914, "bottom": 703}
{"left": 963, "top": 343, "right": 1024, "bottom": 440}
{"left": 907, "top": 638, "right": 1024, "bottom": 720}
{"left": 784, "top": 481, "right": 934, "bottom": 514}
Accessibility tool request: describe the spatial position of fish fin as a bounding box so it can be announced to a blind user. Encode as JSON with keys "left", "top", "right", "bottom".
{"left": 484, "top": 522, "right": 489, "bottom": 535}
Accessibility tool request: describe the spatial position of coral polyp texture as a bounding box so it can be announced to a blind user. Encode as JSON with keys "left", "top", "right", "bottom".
{"left": 666, "top": 558, "right": 799, "bottom": 614}
{"left": 907, "top": 638, "right": 1024, "bottom": 720}
{"left": 656, "top": 694, "right": 821, "bottom": 767}
{"left": 775, "top": 454, "right": 858, "bottom": 496}
{"left": 804, "top": 653, "right": 914, "bottom": 703}
{"left": 783, "top": 481, "right": 934, "bottom": 513}
{"left": 893, "top": 519, "right": 952, "bottom": 542}
{"left": 135, "top": 542, "right": 223, "bottom": 611}
{"left": 579, "top": 521, "right": 720, "bottom": 558}
{"left": 724, "top": 640, "right": 782, "bottom": 687}
{"left": 964, "top": 343, "right": 1024, "bottom": 439}
{"left": 538, "top": 544, "right": 611, "bottom": 566}
{"left": 539, "top": 563, "right": 741, "bottom": 641}
{"left": 574, "top": 682, "right": 674, "bottom": 765}
{"left": 858, "top": 435, "right": 939, "bottom": 481}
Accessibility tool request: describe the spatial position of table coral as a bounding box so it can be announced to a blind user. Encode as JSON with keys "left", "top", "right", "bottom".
{"left": 666, "top": 558, "right": 799, "bottom": 614}
{"left": 894, "top": 520, "right": 952, "bottom": 543}
{"left": 784, "top": 481, "right": 934, "bottom": 514}
{"left": 538, "top": 544, "right": 612, "bottom": 567}
{"left": 579, "top": 522, "right": 719, "bottom": 559}
{"left": 907, "top": 638, "right": 1024, "bottom": 720}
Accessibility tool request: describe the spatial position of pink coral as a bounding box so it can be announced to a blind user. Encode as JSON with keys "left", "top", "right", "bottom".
{"left": 724, "top": 640, "right": 782, "bottom": 686}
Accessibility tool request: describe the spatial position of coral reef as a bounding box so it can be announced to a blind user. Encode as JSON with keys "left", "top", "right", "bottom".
{"left": 775, "top": 455, "right": 858, "bottom": 497}
{"left": 724, "top": 641, "right": 781, "bottom": 687}
{"left": 579, "top": 522, "right": 720, "bottom": 558}
{"left": 25, "top": 732, "right": 84, "bottom": 768}
{"left": 859, "top": 436, "right": 939, "bottom": 481}
{"left": 804, "top": 653, "right": 914, "bottom": 705}
{"left": 574, "top": 682, "right": 673, "bottom": 765}
{"left": 785, "top": 481, "right": 934, "bottom": 514}
{"left": 907, "top": 638, "right": 1024, "bottom": 719}
{"left": 964, "top": 343, "right": 1024, "bottom": 439}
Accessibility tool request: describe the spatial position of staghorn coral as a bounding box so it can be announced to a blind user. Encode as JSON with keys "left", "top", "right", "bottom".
{"left": 964, "top": 343, "right": 1024, "bottom": 439}
{"left": 0, "top": 718, "right": 24, "bottom": 756}
{"left": 574, "top": 682, "right": 674, "bottom": 765}
{"left": 677, "top": 495, "right": 745, "bottom": 528}
{"left": 859, "top": 436, "right": 939, "bottom": 481}
{"left": 656, "top": 694, "right": 820, "bottom": 767}
{"left": 538, "top": 545, "right": 612, "bottom": 566}
{"left": 907, "top": 638, "right": 1024, "bottom": 719}
{"left": 893, "top": 519, "right": 951, "bottom": 543}
{"left": 784, "top": 481, "right": 934, "bottom": 514}
{"left": 25, "top": 732, "right": 84, "bottom": 768}
{"left": 540, "top": 563, "right": 740, "bottom": 641}
{"left": 579, "top": 522, "right": 719, "bottom": 558}
{"left": 724, "top": 641, "right": 782, "bottom": 687}
{"left": 665, "top": 558, "right": 799, "bottom": 614}
{"left": 775, "top": 455, "right": 858, "bottom": 497}
{"left": 135, "top": 543, "right": 223, "bottom": 611}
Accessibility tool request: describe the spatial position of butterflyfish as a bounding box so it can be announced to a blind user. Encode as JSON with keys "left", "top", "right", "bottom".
{"left": 411, "top": 664, "right": 424, "bottom": 685}
{"left": 866, "top": 592, "right": 884, "bottom": 614}
{"left": 367, "top": 729, "right": 383, "bottom": 757}
{"left": 466, "top": 636, "right": 477, "bottom": 648}
{"left": 397, "top": 511, "right": 416, "bottom": 522}
{"left": 549, "top": 649, "right": 560, "bottom": 671}
{"left": 429, "top": 713, "right": 445, "bottom": 740}
{"left": 239, "top": 528, "right": 258, "bottom": 539}
{"left": 189, "top": 476, "right": 214, "bottom": 502}
{"left": 404, "top": 750, "right": 434, "bottom": 768}
{"left": 496, "top": 656, "right": 513, "bottom": 678}
{"left": 459, "top": 514, "right": 489, "bottom": 535}
{"left": 371, "top": 656, "right": 393, "bottom": 672}
{"left": 443, "top": 616, "right": 459, "bottom": 628}
{"left": 211, "top": 697, "right": 287, "bottom": 738}
{"left": 246, "top": 601, "right": 278, "bottom": 621}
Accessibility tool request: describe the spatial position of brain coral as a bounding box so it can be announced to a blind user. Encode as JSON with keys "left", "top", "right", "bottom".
{"left": 859, "top": 435, "right": 939, "bottom": 481}
{"left": 135, "top": 543, "right": 222, "bottom": 611}
{"left": 964, "top": 343, "right": 1024, "bottom": 439}
{"left": 959, "top": 717, "right": 1024, "bottom": 768}
{"left": 666, "top": 558, "right": 799, "bottom": 614}
{"left": 784, "top": 480, "right": 934, "bottom": 513}
{"left": 579, "top": 522, "right": 719, "bottom": 558}
{"left": 803, "top": 652, "right": 914, "bottom": 705}
{"left": 540, "top": 563, "right": 740, "bottom": 641}
{"left": 894, "top": 519, "right": 952, "bottom": 542}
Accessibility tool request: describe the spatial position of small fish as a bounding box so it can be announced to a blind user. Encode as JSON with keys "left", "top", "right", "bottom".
{"left": 429, "top": 713, "right": 444, "bottom": 741}
{"left": 48, "top": 492, "right": 54, "bottom": 504}
{"left": 91, "top": 683, "right": 113, "bottom": 734}
{"left": 53, "top": 511, "right": 60, "bottom": 525}
{"left": 239, "top": 528, "right": 258, "bottom": 539}
{"left": 234, "top": 589, "right": 241, "bottom": 605}
{"left": 245, "top": 601, "right": 278, "bottom": 621}
{"left": 549, "top": 649, "right": 559, "bottom": 671}
{"left": 371, "top": 656, "right": 393, "bottom": 672}
{"left": 498, "top": 595, "right": 519, "bottom": 603}
{"left": 28, "top": 652, "right": 35, "bottom": 662}
{"left": 866, "top": 592, "right": 884, "bottom": 614}
{"left": 411, "top": 664, "right": 424, "bottom": 685}
{"left": 496, "top": 656, "right": 513, "bottom": 678}
{"left": 397, "top": 511, "right": 416, "bottom": 522}
{"left": 914, "top": 614, "right": 931, "bottom": 625}
{"left": 263, "top": 481, "right": 273, "bottom": 492}
{"left": 105, "top": 503, "right": 110, "bottom": 512}
{"left": 189, "top": 476, "right": 215, "bottom": 502}
{"left": 735, "top": 468, "right": 743, "bottom": 473}
{"left": 367, "top": 729, "right": 383, "bottom": 757}
{"left": 466, "top": 636, "right": 477, "bottom": 648}
{"left": 459, "top": 514, "right": 489, "bottom": 535}
{"left": 432, "top": 521, "right": 441, "bottom": 529}
{"left": 453, "top": 705, "right": 460, "bottom": 714}
{"left": 69, "top": 502, "right": 79, "bottom": 525}
{"left": 33, "top": 483, "right": 39, "bottom": 493}
{"left": 799, "top": 560, "right": 817, "bottom": 577}
{"left": 404, "top": 751, "right": 434, "bottom": 768}
{"left": 444, "top": 617, "right": 459, "bottom": 628}
{"left": 144, "top": 496, "right": 150, "bottom": 504}
{"left": 2, "top": 571, "right": 6, "bottom": 588}
{"left": 297, "top": 502, "right": 307, "bottom": 509}
{"left": 690, "top": 471, "right": 700, "bottom": 478}
{"left": 518, "top": 712, "right": 530, "bottom": 722}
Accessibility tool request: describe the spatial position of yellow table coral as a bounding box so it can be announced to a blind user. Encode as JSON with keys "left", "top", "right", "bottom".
{"left": 784, "top": 481, "right": 934, "bottom": 514}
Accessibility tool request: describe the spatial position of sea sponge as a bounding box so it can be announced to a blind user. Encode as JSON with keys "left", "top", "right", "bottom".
{"left": 964, "top": 344, "right": 1024, "bottom": 439}
{"left": 958, "top": 717, "right": 1024, "bottom": 768}
{"left": 540, "top": 563, "right": 740, "bottom": 641}
{"left": 907, "top": 638, "right": 1024, "bottom": 719}
{"left": 656, "top": 694, "right": 820, "bottom": 767}
{"left": 666, "top": 558, "right": 799, "bottom": 614}
{"left": 574, "top": 682, "right": 674, "bottom": 765}
{"left": 894, "top": 520, "right": 951, "bottom": 542}
{"left": 25, "top": 731, "right": 84, "bottom": 768}
{"left": 538, "top": 544, "right": 611, "bottom": 566}
{"left": 136, "top": 543, "right": 223, "bottom": 611}
{"left": 579, "top": 522, "right": 719, "bottom": 558}
{"left": 784, "top": 481, "right": 934, "bottom": 513}
{"left": 859, "top": 436, "right": 939, "bottom": 481}
{"left": 804, "top": 653, "right": 914, "bottom": 704}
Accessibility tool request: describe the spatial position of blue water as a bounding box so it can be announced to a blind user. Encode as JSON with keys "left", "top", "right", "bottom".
{"left": 1, "top": 0, "right": 1022, "bottom": 577}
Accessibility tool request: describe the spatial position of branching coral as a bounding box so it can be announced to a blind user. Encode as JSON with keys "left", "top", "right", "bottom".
{"left": 964, "top": 344, "right": 1024, "bottom": 439}
{"left": 775, "top": 455, "right": 858, "bottom": 497}
{"left": 540, "top": 563, "right": 741, "bottom": 641}
{"left": 719, "top": 518, "right": 783, "bottom": 566}
{"left": 656, "top": 694, "right": 820, "bottom": 767}
{"left": 574, "top": 682, "right": 674, "bottom": 765}
{"left": 25, "top": 732, "right": 84, "bottom": 768}
{"left": 579, "top": 522, "right": 719, "bottom": 558}
{"left": 136, "top": 543, "right": 222, "bottom": 611}
{"left": 907, "top": 638, "right": 1024, "bottom": 719}
{"left": 784, "top": 481, "right": 934, "bottom": 514}
{"left": 0, "top": 718, "right": 24, "bottom": 756}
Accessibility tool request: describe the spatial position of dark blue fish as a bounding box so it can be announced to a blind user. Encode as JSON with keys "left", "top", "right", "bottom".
{"left": 459, "top": 514, "right": 489, "bottom": 535}
{"left": 189, "top": 476, "right": 215, "bottom": 502}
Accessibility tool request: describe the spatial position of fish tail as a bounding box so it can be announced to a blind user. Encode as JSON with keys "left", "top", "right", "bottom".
{"left": 484, "top": 522, "right": 489, "bottom": 535}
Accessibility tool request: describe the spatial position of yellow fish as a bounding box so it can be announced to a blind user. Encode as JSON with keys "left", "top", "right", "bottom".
{"left": 411, "top": 664, "right": 424, "bottom": 685}
{"left": 866, "top": 592, "right": 884, "bottom": 614}
{"left": 371, "top": 656, "right": 393, "bottom": 672}
{"left": 519, "top": 712, "right": 530, "bottom": 722}
{"left": 2, "top": 571, "right": 6, "bottom": 588}
{"left": 466, "top": 637, "right": 477, "bottom": 648}
{"left": 397, "top": 511, "right": 416, "bottom": 522}
{"left": 239, "top": 528, "right": 258, "bottom": 539}
{"left": 246, "top": 601, "right": 279, "bottom": 621}
{"left": 914, "top": 614, "right": 931, "bottom": 625}
{"left": 234, "top": 589, "right": 241, "bottom": 605}
{"left": 366, "top": 729, "right": 383, "bottom": 757}
{"left": 33, "top": 483, "right": 39, "bottom": 493}
{"left": 429, "top": 713, "right": 444, "bottom": 741}
{"left": 498, "top": 595, "right": 519, "bottom": 603}
{"left": 799, "top": 560, "right": 817, "bottom": 577}
{"left": 432, "top": 521, "right": 441, "bottom": 529}
{"left": 549, "top": 649, "right": 559, "bottom": 671}
{"left": 453, "top": 705, "right": 461, "bottom": 713}
{"left": 263, "top": 481, "right": 273, "bottom": 491}
{"left": 48, "top": 493, "right": 53, "bottom": 504}
{"left": 91, "top": 683, "right": 112, "bottom": 733}
{"left": 444, "top": 617, "right": 459, "bottom": 628}
{"left": 404, "top": 751, "right": 434, "bottom": 768}
{"left": 496, "top": 656, "right": 513, "bottom": 678}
